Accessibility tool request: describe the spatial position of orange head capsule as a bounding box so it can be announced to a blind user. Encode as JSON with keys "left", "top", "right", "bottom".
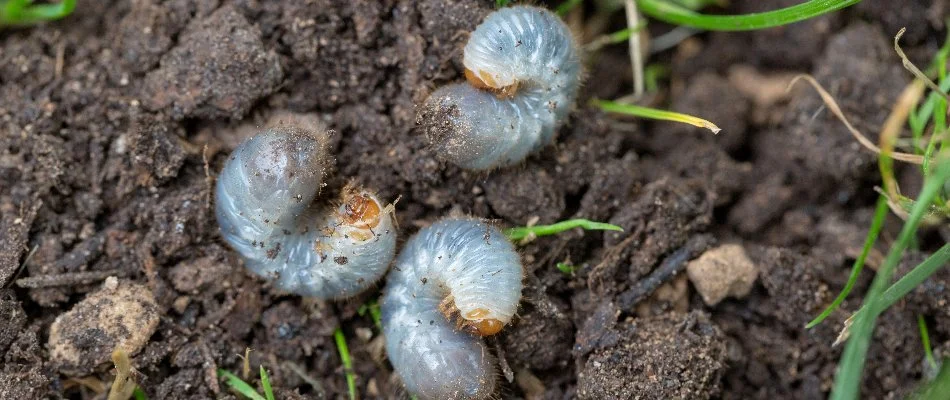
{"left": 464, "top": 68, "right": 519, "bottom": 99}
{"left": 463, "top": 308, "right": 504, "bottom": 336}
{"left": 341, "top": 193, "right": 381, "bottom": 229}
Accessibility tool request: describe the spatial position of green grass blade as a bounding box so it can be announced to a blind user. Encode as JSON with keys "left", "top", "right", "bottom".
{"left": 668, "top": 0, "right": 723, "bottom": 10}
{"left": 594, "top": 99, "right": 721, "bottom": 133}
{"left": 915, "top": 360, "right": 950, "bottom": 400}
{"left": 918, "top": 315, "right": 939, "bottom": 372}
{"left": 132, "top": 388, "right": 148, "bottom": 400}
{"left": 259, "top": 366, "right": 275, "bottom": 400}
{"left": 556, "top": 262, "right": 576, "bottom": 274}
{"left": 334, "top": 328, "right": 357, "bottom": 400}
{"left": 504, "top": 218, "right": 622, "bottom": 242}
{"left": 644, "top": 64, "right": 670, "bottom": 93}
{"left": 635, "top": 0, "right": 858, "bottom": 31}
{"left": 910, "top": 78, "right": 950, "bottom": 138}
{"left": 873, "top": 243, "right": 950, "bottom": 314}
{"left": 495, "top": 0, "right": 510, "bottom": 8}
{"left": 806, "top": 194, "right": 889, "bottom": 329}
{"left": 831, "top": 160, "right": 950, "bottom": 400}
{"left": 218, "top": 369, "right": 267, "bottom": 400}
{"left": 358, "top": 299, "right": 383, "bottom": 330}
{"left": 1, "top": 0, "right": 74, "bottom": 26}
{"left": 20, "top": 0, "right": 73, "bottom": 20}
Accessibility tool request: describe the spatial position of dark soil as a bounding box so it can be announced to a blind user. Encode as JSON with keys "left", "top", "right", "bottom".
{"left": 1, "top": 0, "right": 947, "bottom": 399}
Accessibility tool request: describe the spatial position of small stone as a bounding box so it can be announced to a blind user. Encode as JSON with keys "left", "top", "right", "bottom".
{"left": 686, "top": 244, "right": 758, "bottom": 306}
{"left": 103, "top": 276, "right": 119, "bottom": 291}
{"left": 48, "top": 282, "right": 160, "bottom": 375}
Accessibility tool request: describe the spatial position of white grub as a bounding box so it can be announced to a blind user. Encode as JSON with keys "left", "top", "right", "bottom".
{"left": 420, "top": 6, "right": 582, "bottom": 170}
{"left": 381, "top": 218, "right": 524, "bottom": 399}
{"left": 215, "top": 127, "right": 397, "bottom": 299}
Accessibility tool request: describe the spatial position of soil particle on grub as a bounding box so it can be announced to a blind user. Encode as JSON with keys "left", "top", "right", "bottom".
{"left": 142, "top": 5, "right": 283, "bottom": 119}
{"left": 576, "top": 310, "right": 727, "bottom": 400}
{"left": 48, "top": 280, "right": 161, "bottom": 375}
{"left": 687, "top": 244, "right": 758, "bottom": 306}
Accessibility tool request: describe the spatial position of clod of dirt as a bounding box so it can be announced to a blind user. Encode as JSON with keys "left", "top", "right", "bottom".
{"left": 484, "top": 168, "right": 566, "bottom": 224}
{"left": 687, "top": 244, "right": 758, "bottom": 306}
{"left": 856, "top": 0, "right": 940, "bottom": 45}
{"left": 576, "top": 311, "right": 726, "bottom": 399}
{"left": 0, "top": 366, "right": 48, "bottom": 400}
{"left": 129, "top": 112, "right": 186, "bottom": 183}
{"left": 0, "top": 202, "right": 40, "bottom": 286}
{"left": 727, "top": 174, "right": 794, "bottom": 236}
{"left": 501, "top": 298, "right": 574, "bottom": 369}
{"left": 603, "top": 178, "right": 713, "bottom": 283}
{"left": 573, "top": 153, "right": 639, "bottom": 222}
{"left": 754, "top": 247, "right": 831, "bottom": 327}
{"left": 650, "top": 72, "right": 750, "bottom": 154}
{"left": 168, "top": 253, "right": 235, "bottom": 295}
{"left": 142, "top": 5, "right": 283, "bottom": 119}
{"left": 754, "top": 22, "right": 908, "bottom": 197}
{"left": 644, "top": 143, "right": 750, "bottom": 207}
{"left": 115, "top": 0, "right": 218, "bottom": 73}
{"left": 48, "top": 280, "right": 160, "bottom": 375}
{"left": 0, "top": 290, "right": 26, "bottom": 354}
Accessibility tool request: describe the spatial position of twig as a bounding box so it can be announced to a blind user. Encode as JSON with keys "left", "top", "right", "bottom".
{"left": 617, "top": 235, "right": 713, "bottom": 311}
{"left": 15, "top": 269, "right": 124, "bottom": 288}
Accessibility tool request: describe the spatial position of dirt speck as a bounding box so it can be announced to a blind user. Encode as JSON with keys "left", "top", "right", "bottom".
{"left": 687, "top": 244, "right": 758, "bottom": 306}
{"left": 48, "top": 281, "right": 160, "bottom": 375}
